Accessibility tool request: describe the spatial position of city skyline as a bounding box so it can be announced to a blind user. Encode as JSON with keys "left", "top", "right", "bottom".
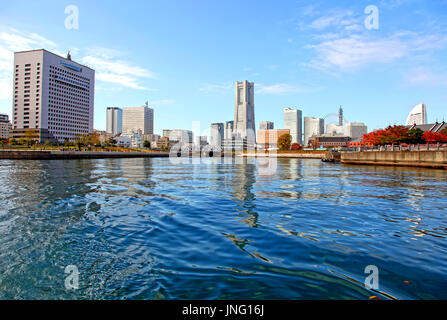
{"left": 0, "top": 1, "right": 447, "bottom": 135}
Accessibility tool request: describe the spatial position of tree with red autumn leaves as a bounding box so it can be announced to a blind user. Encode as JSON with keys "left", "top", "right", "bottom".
{"left": 291, "top": 143, "right": 302, "bottom": 151}
{"left": 423, "top": 131, "right": 447, "bottom": 143}
{"left": 362, "top": 125, "right": 447, "bottom": 146}
{"left": 362, "top": 125, "right": 409, "bottom": 146}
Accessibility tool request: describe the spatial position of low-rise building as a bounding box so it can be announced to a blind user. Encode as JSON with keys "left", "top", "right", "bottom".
{"left": 0, "top": 114, "right": 12, "bottom": 139}
{"left": 257, "top": 129, "right": 290, "bottom": 150}
{"left": 310, "top": 134, "right": 351, "bottom": 149}
{"left": 162, "top": 129, "right": 193, "bottom": 144}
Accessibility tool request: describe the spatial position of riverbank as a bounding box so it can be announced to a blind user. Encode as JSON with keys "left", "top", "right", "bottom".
{"left": 0, "top": 150, "right": 170, "bottom": 160}
{"left": 341, "top": 150, "right": 447, "bottom": 169}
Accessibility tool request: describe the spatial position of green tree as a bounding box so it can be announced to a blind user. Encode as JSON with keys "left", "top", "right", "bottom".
{"left": 277, "top": 133, "right": 292, "bottom": 151}
{"left": 105, "top": 137, "right": 117, "bottom": 147}
{"left": 403, "top": 128, "right": 425, "bottom": 144}
{"left": 24, "top": 129, "right": 37, "bottom": 147}
{"left": 74, "top": 134, "right": 85, "bottom": 151}
{"left": 143, "top": 140, "right": 151, "bottom": 148}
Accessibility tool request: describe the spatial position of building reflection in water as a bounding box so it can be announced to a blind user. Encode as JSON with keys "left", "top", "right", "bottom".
{"left": 231, "top": 158, "right": 258, "bottom": 228}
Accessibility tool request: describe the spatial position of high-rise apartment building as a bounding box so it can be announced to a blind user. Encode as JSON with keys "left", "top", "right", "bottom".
{"left": 106, "top": 107, "right": 122, "bottom": 135}
{"left": 11, "top": 49, "right": 95, "bottom": 142}
{"left": 0, "top": 114, "right": 12, "bottom": 139}
{"left": 259, "top": 121, "right": 274, "bottom": 130}
{"left": 122, "top": 104, "right": 153, "bottom": 134}
{"left": 284, "top": 108, "right": 302, "bottom": 145}
{"left": 234, "top": 81, "right": 255, "bottom": 142}
{"left": 304, "top": 117, "right": 324, "bottom": 147}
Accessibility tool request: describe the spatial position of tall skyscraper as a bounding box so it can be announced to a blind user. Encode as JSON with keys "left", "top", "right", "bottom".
{"left": 304, "top": 117, "right": 324, "bottom": 147}
{"left": 122, "top": 103, "right": 154, "bottom": 134}
{"left": 11, "top": 49, "right": 95, "bottom": 142}
{"left": 234, "top": 81, "right": 255, "bottom": 141}
{"left": 259, "top": 121, "right": 274, "bottom": 130}
{"left": 406, "top": 103, "right": 427, "bottom": 125}
{"left": 106, "top": 107, "right": 122, "bottom": 135}
{"left": 284, "top": 108, "right": 302, "bottom": 145}
{"left": 210, "top": 123, "right": 224, "bottom": 147}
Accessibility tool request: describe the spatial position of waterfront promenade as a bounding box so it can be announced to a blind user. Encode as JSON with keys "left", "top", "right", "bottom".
{"left": 341, "top": 150, "right": 447, "bottom": 169}
{"left": 241, "top": 152, "right": 325, "bottom": 159}
{"left": 0, "top": 150, "right": 170, "bottom": 160}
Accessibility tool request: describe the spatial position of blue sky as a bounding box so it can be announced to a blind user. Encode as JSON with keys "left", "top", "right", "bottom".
{"left": 1, "top": 0, "right": 446, "bottom": 135}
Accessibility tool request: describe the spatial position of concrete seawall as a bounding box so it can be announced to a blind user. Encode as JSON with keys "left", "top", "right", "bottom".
{"left": 0, "top": 150, "right": 170, "bottom": 160}
{"left": 241, "top": 153, "right": 325, "bottom": 159}
{"left": 341, "top": 151, "right": 447, "bottom": 169}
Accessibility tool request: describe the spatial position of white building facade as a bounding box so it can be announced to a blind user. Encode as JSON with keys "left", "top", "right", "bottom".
{"left": 406, "top": 103, "right": 427, "bottom": 126}
{"left": 304, "top": 117, "right": 324, "bottom": 147}
{"left": 122, "top": 105, "right": 154, "bottom": 134}
{"left": 106, "top": 107, "right": 122, "bottom": 135}
{"left": 210, "top": 123, "right": 224, "bottom": 147}
{"left": 284, "top": 108, "right": 302, "bottom": 145}
{"left": 12, "top": 49, "right": 95, "bottom": 142}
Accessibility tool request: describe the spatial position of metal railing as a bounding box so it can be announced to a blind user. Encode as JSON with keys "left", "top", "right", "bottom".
{"left": 343, "top": 144, "right": 447, "bottom": 152}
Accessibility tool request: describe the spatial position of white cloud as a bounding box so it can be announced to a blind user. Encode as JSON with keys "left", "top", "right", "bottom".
{"left": 306, "top": 33, "right": 447, "bottom": 72}
{"left": 403, "top": 67, "right": 447, "bottom": 87}
{"left": 199, "top": 83, "right": 233, "bottom": 95}
{"left": 0, "top": 77, "right": 12, "bottom": 100}
{"left": 257, "top": 83, "right": 313, "bottom": 95}
{"left": 80, "top": 49, "right": 157, "bottom": 90}
{"left": 0, "top": 26, "right": 157, "bottom": 95}
{"left": 309, "top": 9, "right": 360, "bottom": 31}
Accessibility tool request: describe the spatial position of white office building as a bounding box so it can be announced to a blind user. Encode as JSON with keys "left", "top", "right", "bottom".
{"left": 304, "top": 117, "right": 324, "bottom": 147}
{"left": 406, "top": 103, "right": 427, "bottom": 126}
{"left": 345, "top": 122, "right": 368, "bottom": 140}
{"left": 326, "top": 122, "right": 367, "bottom": 140}
{"left": 162, "top": 129, "right": 193, "bottom": 143}
{"left": 11, "top": 49, "right": 95, "bottom": 142}
{"left": 122, "top": 104, "right": 154, "bottom": 134}
{"left": 210, "top": 123, "right": 224, "bottom": 147}
{"left": 284, "top": 108, "right": 302, "bottom": 145}
{"left": 106, "top": 107, "right": 122, "bottom": 135}
{"left": 259, "top": 121, "right": 274, "bottom": 130}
